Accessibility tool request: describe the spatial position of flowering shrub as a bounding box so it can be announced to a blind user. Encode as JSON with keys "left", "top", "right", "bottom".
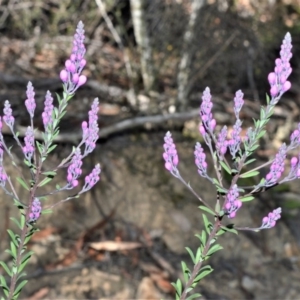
{"left": 0, "top": 21, "right": 100, "bottom": 300}
{"left": 164, "top": 33, "right": 295, "bottom": 299}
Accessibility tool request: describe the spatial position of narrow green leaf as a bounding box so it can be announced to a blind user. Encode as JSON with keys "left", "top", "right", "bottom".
{"left": 239, "top": 170, "right": 259, "bottom": 178}
{"left": 10, "top": 241, "right": 17, "bottom": 259}
{"left": 244, "top": 158, "right": 256, "bottom": 166}
{"left": 185, "top": 247, "right": 195, "bottom": 264}
{"left": 16, "top": 177, "right": 29, "bottom": 191}
{"left": 181, "top": 261, "right": 190, "bottom": 283}
{"left": 7, "top": 229, "right": 18, "bottom": 247}
{"left": 20, "top": 214, "right": 26, "bottom": 229}
{"left": 206, "top": 244, "right": 223, "bottom": 257}
{"left": 199, "top": 206, "right": 215, "bottom": 216}
{"left": 202, "top": 214, "right": 212, "bottom": 234}
{"left": 195, "top": 247, "right": 202, "bottom": 264}
{"left": 13, "top": 279, "right": 28, "bottom": 297}
{"left": 47, "top": 144, "right": 58, "bottom": 154}
{"left": 0, "top": 262, "right": 12, "bottom": 276}
{"left": 239, "top": 195, "right": 255, "bottom": 202}
{"left": 194, "top": 266, "right": 214, "bottom": 282}
{"left": 257, "top": 130, "right": 266, "bottom": 140}
{"left": 219, "top": 161, "right": 231, "bottom": 175}
{"left": 41, "top": 209, "right": 53, "bottom": 215}
{"left": 186, "top": 293, "right": 202, "bottom": 300}
{"left": 42, "top": 171, "right": 57, "bottom": 177}
{"left": 38, "top": 177, "right": 53, "bottom": 187}
{"left": 18, "top": 251, "right": 34, "bottom": 273}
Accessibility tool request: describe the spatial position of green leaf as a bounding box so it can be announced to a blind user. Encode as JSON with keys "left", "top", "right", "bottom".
{"left": 0, "top": 262, "right": 12, "bottom": 276}
{"left": 20, "top": 214, "right": 26, "bottom": 229}
{"left": 18, "top": 251, "right": 34, "bottom": 273}
{"left": 256, "top": 130, "right": 266, "bottom": 140}
{"left": 199, "top": 206, "right": 215, "bottom": 216}
{"left": 239, "top": 170, "right": 259, "bottom": 178}
{"left": 13, "top": 280, "right": 28, "bottom": 297}
{"left": 181, "top": 261, "right": 190, "bottom": 283}
{"left": 186, "top": 293, "right": 202, "bottom": 300}
{"left": 0, "top": 275, "right": 9, "bottom": 296}
{"left": 47, "top": 144, "right": 58, "bottom": 154}
{"left": 16, "top": 177, "right": 29, "bottom": 191}
{"left": 220, "top": 225, "right": 238, "bottom": 235}
{"left": 194, "top": 265, "right": 213, "bottom": 282}
{"left": 219, "top": 161, "right": 231, "bottom": 175}
{"left": 206, "top": 244, "right": 223, "bottom": 257}
{"left": 38, "top": 177, "right": 53, "bottom": 187}
{"left": 239, "top": 195, "right": 255, "bottom": 202}
{"left": 175, "top": 278, "right": 182, "bottom": 295}
{"left": 195, "top": 247, "right": 202, "bottom": 264}
{"left": 10, "top": 241, "right": 17, "bottom": 259}
{"left": 202, "top": 214, "right": 212, "bottom": 234}
{"left": 185, "top": 247, "right": 195, "bottom": 264}
{"left": 244, "top": 158, "right": 256, "bottom": 166}
{"left": 7, "top": 229, "right": 19, "bottom": 247}
{"left": 41, "top": 209, "right": 53, "bottom": 215}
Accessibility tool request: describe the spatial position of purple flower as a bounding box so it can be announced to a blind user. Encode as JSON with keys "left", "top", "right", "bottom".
{"left": 225, "top": 184, "right": 242, "bottom": 219}
{"left": 268, "top": 33, "right": 292, "bottom": 103}
{"left": 281, "top": 155, "right": 300, "bottom": 182}
{"left": 67, "top": 148, "right": 82, "bottom": 188}
{"left": 260, "top": 207, "right": 281, "bottom": 229}
{"left": 200, "top": 87, "right": 216, "bottom": 133}
{"left": 163, "top": 131, "right": 179, "bottom": 176}
{"left": 0, "top": 146, "right": 7, "bottom": 187}
{"left": 82, "top": 164, "right": 101, "bottom": 192}
{"left": 82, "top": 98, "right": 99, "bottom": 156}
{"left": 29, "top": 198, "right": 42, "bottom": 222}
{"left": 228, "top": 119, "right": 242, "bottom": 158}
{"left": 265, "top": 144, "right": 287, "bottom": 186}
{"left": 233, "top": 90, "right": 244, "bottom": 117}
{"left": 23, "top": 127, "right": 35, "bottom": 161}
{"left": 25, "top": 82, "right": 36, "bottom": 118}
{"left": 194, "top": 142, "right": 207, "bottom": 178}
{"left": 216, "top": 126, "right": 228, "bottom": 159}
{"left": 42, "top": 91, "right": 54, "bottom": 130}
{"left": 60, "top": 21, "right": 87, "bottom": 94}
{"left": 3, "top": 100, "right": 14, "bottom": 129}
{"left": 289, "top": 123, "right": 300, "bottom": 149}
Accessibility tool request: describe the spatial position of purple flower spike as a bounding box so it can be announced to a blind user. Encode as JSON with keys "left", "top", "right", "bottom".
{"left": 228, "top": 119, "right": 242, "bottom": 158}
{"left": 163, "top": 131, "right": 179, "bottom": 176}
{"left": 60, "top": 21, "right": 87, "bottom": 94}
{"left": 25, "top": 82, "right": 36, "bottom": 118}
{"left": 225, "top": 184, "right": 242, "bottom": 219}
{"left": 265, "top": 144, "right": 287, "bottom": 186}
{"left": 82, "top": 98, "right": 99, "bottom": 156}
{"left": 281, "top": 154, "right": 300, "bottom": 182}
{"left": 42, "top": 91, "right": 54, "bottom": 130}
{"left": 0, "top": 145, "right": 7, "bottom": 187}
{"left": 23, "top": 127, "right": 35, "bottom": 161}
{"left": 67, "top": 148, "right": 83, "bottom": 188}
{"left": 260, "top": 207, "right": 281, "bottom": 229}
{"left": 82, "top": 163, "right": 101, "bottom": 192}
{"left": 233, "top": 90, "right": 244, "bottom": 117}
{"left": 268, "top": 33, "right": 292, "bottom": 103}
{"left": 194, "top": 142, "right": 207, "bottom": 178}
{"left": 200, "top": 87, "right": 216, "bottom": 133}
{"left": 289, "top": 123, "right": 300, "bottom": 149}
{"left": 216, "top": 126, "right": 228, "bottom": 159}
{"left": 3, "top": 100, "right": 14, "bottom": 129}
{"left": 29, "top": 198, "right": 42, "bottom": 222}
